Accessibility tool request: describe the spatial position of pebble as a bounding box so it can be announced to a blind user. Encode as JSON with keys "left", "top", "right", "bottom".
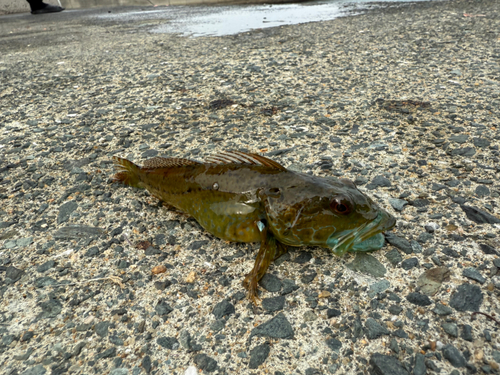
{"left": 346, "top": 253, "right": 386, "bottom": 277}
{"left": 248, "top": 343, "right": 270, "bottom": 369}
{"left": 449, "top": 284, "right": 483, "bottom": 311}
{"left": 365, "top": 318, "right": 390, "bottom": 339}
{"left": 384, "top": 233, "right": 413, "bottom": 254}
{"left": 388, "top": 198, "right": 408, "bottom": 212}
{"left": 406, "top": 292, "right": 432, "bottom": 306}
{"left": 442, "top": 344, "right": 467, "bottom": 368}
{"left": 193, "top": 354, "right": 218, "bottom": 373}
{"left": 369, "top": 353, "right": 409, "bottom": 375}
{"left": 259, "top": 273, "right": 282, "bottom": 292}
{"left": 401, "top": 257, "right": 418, "bottom": 270}
{"left": 384, "top": 249, "right": 402, "bottom": 266}
{"left": 442, "top": 322, "right": 459, "bottom": 337}
{"left": 462, "top": 267, "right": 486, "bottom": 284}
{"left": 262, "top": 296, "right": 285, "bottom": 312}
{"left": 461, "top": 205, "right": 500, "bottom": 224}
{"left": 417, "top": 267, "right": 450, "bottom": 296}
{"left": 250, "top": 313, "right": 294, "bottom": 340}
{"left": 212, "top": 300, "right": 235, "bottom": 319}
{"left": 432, "top": 303, "right": 453, "bottom": 316}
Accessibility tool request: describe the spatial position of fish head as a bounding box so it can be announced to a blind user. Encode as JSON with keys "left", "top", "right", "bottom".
{"left": 259, "top": 175, "right": 396, "bottom": 255}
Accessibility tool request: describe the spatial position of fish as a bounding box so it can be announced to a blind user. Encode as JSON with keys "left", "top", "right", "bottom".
{"left": 112, "top": 150, "right": 396, "bottom": 304}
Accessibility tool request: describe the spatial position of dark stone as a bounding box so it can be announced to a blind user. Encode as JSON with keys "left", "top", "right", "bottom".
{"left": 95, "top": 321, "right": 110, "bottom": 337}
{"left": 461, "top": 205, "right": 500, "bottom": 224}
{"left": 365, "top": 318, "right": 390, "bottom": 339}
{"left": 34, "top": 277, "right": 57, "bottom": 288}
{"left": 449, "top": 284, "right": 483, "bottom": 312}
{"left": 95, "top": 347, "right": 116, "bottom": 360}
{"left": 37, "top": 299, "right": 62, "bottom": 319}
{"left": 54, "top": 225, "right": 103, "bottom": 240}
{"left": 475, "top": 185, "right": 490, "bottom": 197}
{"left": 346, "top": 253, "right": 386, "bottom": 277}
{"left": 413, "top": 353, "right": 426, "bottom": 375}
{"left": 57, "top": 201, "right": 78, "bottom": 224}
{"left": 20, "top": 364, "right": 46, "bottom": 375}
{"left": 189, "top": 240, "right": 209, "bottom": 250}
{"left": 384, "top": 249, "right": 402, "bottom": 266}
{"left": 301, "top": 271, "right": 317, "bottom": 284}
{"left": 20, "top": 331, "right": 35, "bottom": 342}
{"left": 144, "top": 247, "right": 161, "bottom": 255}
{"left": 392, "top": 329, "right": 408, "bottom": 339}
{"left": 401, "top": 258, "right": 418, "bottom": 270}
{"left": 369, "top": 353, "right": 409, "bottom": 375}
{"left": 248, "top": 342, "right": 270, "bottom": 369}
{"left": 366, "top": 175, "right": 392, "bottom": 190}
{"left": 327, "top": 308, "right": 341, "bottom": 318}
{"left": 294, "top": 251, "right": 313, "bottom": 264}
{"left": 155, "top": 300, "right": 173, "bottom": 316}
{"left": 157, "top": 336, "right": 179, "bottom": 350}
{"left": 442, "top": 344, "right": 466, "bottom": 368}
{"left": 388, "top": 305, "right": 402, "bottom": 315}
{"left": 5, "top": 266, "right": 24, "bottom": 282}
{"left": 461, "top": 325, "right": 473, "bottom": 341}
{"left": 480, "top": 244, "right": 498, "bottom": 255}
{"left": 432, "top": 304, "right": 453, "bottom": 316}
{"left": 325, "top": 338, "right": 342, "bottom": 352}
{"left": 406, "top": 292, "right": 432, "bottom": 306}
{"left": 193, "top": 353, "right": 218, "bottom": 373}
{"left": 385, "top": 233, "right": 412, "bottom": 254}
{"left": 281, "top": 279, "right": 299, "bottom": 295}
{"left": 259, "top": 273, "right": 282, "bottom": 292}
{"left": 85, "top": 247, "right": 99, "bottom": 257}
{"left": 141, "top": 355, "right": 152, "bottom": 373}
{"left": 473, "top": 137, "right": 490, "bottom": 148}
{"left": 212, "top": 300, "right": 235, "bottom": 319}
{"left": 462, "top": 267, "right": 486, "bottom": 284}
{"left": 442, "top": 322, "right": 459, "bottom": 337}
{"left": 154, "top": 280, "right": 171, "bottom": 290}
{"left": 450, "top": 147, "right": 476, "bottom": 157}
{"left": 36, "top": 260, "right": 56, "bottom": 273}
{"left": 262, "top": 296, "right": 285, "bottom": 312}
{"left": 250, "top": 312, "right": 294, "bottom": 340}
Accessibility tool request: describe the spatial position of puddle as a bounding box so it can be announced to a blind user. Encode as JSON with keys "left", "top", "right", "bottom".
{"left": 95, "top": 0, "right": 439, "bottom": 37}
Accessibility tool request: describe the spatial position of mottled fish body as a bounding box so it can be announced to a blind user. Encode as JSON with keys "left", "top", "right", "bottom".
{"left": 112, "top": 151, "right": 396, "bottom": 303}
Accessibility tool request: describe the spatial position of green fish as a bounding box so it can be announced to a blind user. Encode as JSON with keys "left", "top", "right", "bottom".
{"left": 112, "top": 151, "right": 396, "bottom": 304}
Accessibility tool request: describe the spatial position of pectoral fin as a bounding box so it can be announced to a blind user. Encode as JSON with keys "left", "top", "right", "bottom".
{"left": 243, "top": 220, "right": 285, "bottom": 305}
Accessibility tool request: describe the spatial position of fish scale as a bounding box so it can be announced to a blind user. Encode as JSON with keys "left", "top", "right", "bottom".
{"left": 112, "top": 151, "right": 396, "bottom": 304}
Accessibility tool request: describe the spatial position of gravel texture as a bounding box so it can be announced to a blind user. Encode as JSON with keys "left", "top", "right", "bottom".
{"left": 1, "top": 0, "right": 500, "bottom": 374}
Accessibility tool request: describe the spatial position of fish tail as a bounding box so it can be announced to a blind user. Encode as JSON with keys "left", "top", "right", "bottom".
{"left": 112, "top": 157, "right": 142, "bottom": 189}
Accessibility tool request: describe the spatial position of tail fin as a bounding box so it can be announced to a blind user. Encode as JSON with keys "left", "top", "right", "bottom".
{"left": 112, "top": 157, "right": 142, "bottom": 188}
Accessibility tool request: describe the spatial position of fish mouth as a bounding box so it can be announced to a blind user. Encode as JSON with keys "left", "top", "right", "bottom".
{"left": 327, "top": 210, "right": 396, "bottom": 255}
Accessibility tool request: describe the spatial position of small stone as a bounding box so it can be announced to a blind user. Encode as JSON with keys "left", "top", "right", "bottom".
{"left": 259, "top": 273, "right": 282, "bottom": 292}
{"left": 326, "top": 308, "right": 341, "bottom": 318}
{"left": 185, "top": 271, "right": 196, "bottom": 283}
{"left": 442, "top": 344, "right": 467, "bottom": 368}
{"left": 366, "top": 175, "right": 392, "bottom": 190}
{"left": 388, "top": 198, "right": 408, "bottom": 212}
{"left": 5, "top": 266, "right": 24, "bottom": 282}
{"left": 365, "top": 318, "right": 390, "bottom": 339}
{"left": 300, "top": 271, "right": 317, "bottom": 284}
{"left": 109, "top": 369, "right": 128, "bottom": 375}
{"left": 368, "top": 280, "right": 390, "bottom": 298}
{"left": 37, "top": 299, "right": 62, "bottom": 320}
{"left": 262, "top": 296, "right": 285, "bottom": 312}
{"left": 151, "top": 265, "right": 167, "bottom": 275}
{"left": 17, "top": 237, "right": 33, "bottom": 248}
{"left": 442, "top": 322, "right": 458, "bottom": 337}
{"left": 57, "top": 201, "right": 78, "bottom": 224}
{"left": 414, "top": 353, "right": 426, "bottom": 375}
{"left": 303, "top": 311, "right": 317, "bottom": 322}
{"left": 461, "top": 325, "right": 473, "bottom": 342}
{"left": 462, "top": 267, "right": 486, "bottom": 284}
{"left": 155, "top": 300, "right": 173, "bottom": 316}
{"left": 95, "top": 322, "right": 110, "bottom": 337}
{"left": 475, "top": 185, "right": 490, "bottom": 197}
{"left": 193, "top": 354, "right": 217, "bottom": 373}
{"left": 369, "top": 353, "right": 409, "bottom": 375}
{"left": 406, "top": 292, "right": 432, "bottom": 306}
{"left": 20, "top": 365, "right": 46, "bottom": 375}
{"left": 37, "top": 260, "right": 56, "bottom": 273}
{"left": 346, "top": 253, "right": 386, "bottom": 278}
{"left": 384, "top": 249, "right": 402, "bottom": 266}
{"left": 281, "top": 279, "right": 299, "bottom": 295}
{"left": 432, "top": 303, "right": 453, "bottom": 316}
{"left": 325, "top": 338, "right": 342, "bottom": 352}
{"left": 250, "top": 312, "right": 294, "bottom": 340}
{"left": 157, "top": 336, "right": 179, "bottom": 350}
{"left": 54, "top": 225, "right": 104, "bottom": 240}
{"left": 449, "top": 284, "right": 483, "bottom": 311}
{"left": 401, "top": 257, "right": 418, "bottom": 270}
{"left": 417, "top": 267, "right": 450, "bottom": 296}
{"left": 461, "top": 205, "right": 500, "bottom": 224}
{"left": 248, "top": 342, "right": 270, "bottom": 369}
{"left": 318, "top": 290, "right": 331, "bottom": 298}
{"left": 294, "top": 251, "right": 312, "bottom": 264}
{"left": 385, "top": 233, "right": 413, "bottom": 254}
{"left": 212, "top": 300, "right": 235, "bottom": 319}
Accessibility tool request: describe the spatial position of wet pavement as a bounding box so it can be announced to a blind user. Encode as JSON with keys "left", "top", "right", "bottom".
{"left": 0, "top": 0, "right": 436, "bottom": 38}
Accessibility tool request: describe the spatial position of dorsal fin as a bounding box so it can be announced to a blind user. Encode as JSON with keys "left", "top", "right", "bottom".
{"left": 205, "top": 151, "right": 287, "bottom": 171}
{"left": 142, "top": 157, "right": 200, "bottom": 169}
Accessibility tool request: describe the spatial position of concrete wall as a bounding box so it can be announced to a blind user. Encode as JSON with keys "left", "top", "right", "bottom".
{"left": 0, "top": 0, "right": 30, "bottom": 14}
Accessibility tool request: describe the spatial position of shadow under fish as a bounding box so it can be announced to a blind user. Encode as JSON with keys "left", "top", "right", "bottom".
{"left": 112, "top": 150, "right": 396, "bottom": 304}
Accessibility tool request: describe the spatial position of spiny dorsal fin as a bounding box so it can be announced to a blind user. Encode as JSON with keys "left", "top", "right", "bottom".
{"left": 142, "top": 157, "right": 200, "bottom": 169}
{"left": 205, "top": 151, "right": 287, "bottom": 171}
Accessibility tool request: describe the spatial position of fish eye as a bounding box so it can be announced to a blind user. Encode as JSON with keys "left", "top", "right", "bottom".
{"left": 266, "top": 187, "right": 281, "bottom": 198}
{"left": 330, "top": 196, "right": 352, "bottom": 215}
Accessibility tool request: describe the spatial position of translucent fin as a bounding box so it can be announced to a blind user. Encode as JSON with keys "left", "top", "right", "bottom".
{"left": 112, "top": 157, "right": 141, "bottom": 188}
{"left": 142, "top": 157, "right": 200, "bottom": 169}
{"left": 205, "top": 150, "right": 286, "bottom": 171}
